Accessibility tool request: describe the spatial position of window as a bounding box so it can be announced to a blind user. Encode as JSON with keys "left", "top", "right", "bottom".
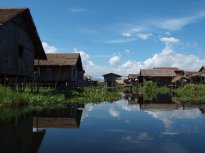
{"left": 18, "top": 45, "right": 23, "bottom": 58}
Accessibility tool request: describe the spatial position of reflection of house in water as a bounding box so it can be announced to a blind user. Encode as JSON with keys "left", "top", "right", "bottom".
{"left": 33, "top": 103, "right": 84, "bottom": 128}
{"left": 0, "top": 116, "right": 45, "bottom": 153}
{"left": 122, "top": 92, "right": 139, "bottom": 105}
{"left": 139, "top": 94, "right": 180, "bottom": 110}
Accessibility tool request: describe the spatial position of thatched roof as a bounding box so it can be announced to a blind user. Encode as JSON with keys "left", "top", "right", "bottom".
{"left": 140, "top": 69, "right": 176, "bottom": 77}
{"left": 35, "top": 53, "right": 83, "bottom": 70}
{"left": 0, "top": 8, "right": 46, "bottom": 59}
{"left": 153, "top": 67, "right": 183, "bottom": 71}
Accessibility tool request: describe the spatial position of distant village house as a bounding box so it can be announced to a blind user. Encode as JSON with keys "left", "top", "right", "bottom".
{"left": 103, "top": 73, "right": 121, "bottom": 87}
{"left": 139, "top": 69, "right": 176, "bottom": 86}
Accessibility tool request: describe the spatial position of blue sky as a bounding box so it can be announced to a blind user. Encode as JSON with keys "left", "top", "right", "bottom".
{"left": 1, "top": 0, "right": 205, "bottom": 77}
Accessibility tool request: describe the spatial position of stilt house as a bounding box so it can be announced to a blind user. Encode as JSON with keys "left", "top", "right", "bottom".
{"left": 0, "top": 8, "right": 46, "bottom": 86}
{"left": 34, "top": 53, "right": 84, "bottom": 87}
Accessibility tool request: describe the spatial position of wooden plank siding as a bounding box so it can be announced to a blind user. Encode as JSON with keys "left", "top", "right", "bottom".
{"left": 0, "top": 8, "right": 46, "bottom": 83}
{"left": 34, "top": 53, "right": 85, "bottom": 87}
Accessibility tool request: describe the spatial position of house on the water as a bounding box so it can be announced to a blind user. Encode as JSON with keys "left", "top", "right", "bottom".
{"left": 185, "top": 66, "right": 205, "bottom": 84}
{"left": 139, "top": 69, "right": 176, "bottom": 86}
{"left": 34, "top": 53, "right": 84, "bottom": 87}
{"left": 103, "top": 73, "right": 121, "bottom": 87}
{"left": 0, "top": 8, "right": 46, "bottom": 87}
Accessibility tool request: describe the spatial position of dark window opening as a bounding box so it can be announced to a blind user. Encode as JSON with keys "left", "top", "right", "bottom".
{"left": 19, "top": 45, "right": 24, "bottom": 58}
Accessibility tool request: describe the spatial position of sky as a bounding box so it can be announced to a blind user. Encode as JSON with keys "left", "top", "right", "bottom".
{"left": 1, "top": 0, "right": 205, "bottom": 78}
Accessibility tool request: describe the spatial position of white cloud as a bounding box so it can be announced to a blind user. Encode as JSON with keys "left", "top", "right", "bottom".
{"left": 105, "top": 38, "right": 136, "bottom": 44}
{"left": 160, "top": 37, "right": 179, "bottom": 44}
{"left": 121, "top": 10, "right": 205, "bottom": 37}
{"left": 109, "top": 55, "right": 120, "bottom": 65}
{"left": 122, "top": 32, "right": 132, "bottom": 37}
{"left": 73, "top": 48, "right": 94, "bottom": 68}
{"left": 108, "top": 107, "right": 120, "bottom": 118}
{"left": 137, "top": 33, "right": 152, "bottom": 40}
{"left": 42, "top": 42, "right": 58, "bottom": 53}
{"left": 157, "top": 11, "right": 205, "bottom": 31}
{"left": 113, "top": 37, "right": 205, "bottom": 75}
{"left": 68, "top": 8, "right": 84, "bottom": 13}
{"left": 125, "top": 49, "right": 130, "bottom": 54}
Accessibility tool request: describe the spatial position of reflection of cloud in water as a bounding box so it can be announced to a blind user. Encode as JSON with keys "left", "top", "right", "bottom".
{"left": 116, "top": 100, "right": 140, "bottom": 112}
{"left": 81, "top": 103, "right": 95, "bottom": 120}
{"left": 158, "top": 142, "right": 188, "bottom": 153}
{"left": 137, "top": 132, "right": 153, "bottom": 141}
{"left": 145, "top": 109, "right": 201, "bottom": 134}
{"left": 108, "top": 107, "right": 120, "bottom": 118}
{"left": 122, "top": 134, "right": 188, "bottom": 153}
{"left": 105, "top": 129, "right": 134, "bottom": 134}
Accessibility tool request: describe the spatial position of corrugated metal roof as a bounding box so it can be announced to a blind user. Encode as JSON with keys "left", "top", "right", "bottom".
{"left": 35, "top": 53, "right": 80, "bottom": 66}
{"left": 0, "top": 8, "right": 46, "bottom": 59}
{"left": 140, "top": 69, "right": 176, "bottom": 77}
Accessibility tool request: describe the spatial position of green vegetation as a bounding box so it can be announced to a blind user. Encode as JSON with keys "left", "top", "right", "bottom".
{"left": 137, "top": 81, "right": 170, "bottom": 94}
{"left": 0, "top": 85, "right": 121, "bottom": 110}
{"left": 174, "top": 84, "right": 205, "bottom": 104}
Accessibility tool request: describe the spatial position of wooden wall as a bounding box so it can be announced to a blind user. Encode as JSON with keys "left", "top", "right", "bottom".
{"left": 37, "top": 66, "right": 71, "bottom": 83}
{"left": 0, "top": 15, "right": 35, "bottom": 78}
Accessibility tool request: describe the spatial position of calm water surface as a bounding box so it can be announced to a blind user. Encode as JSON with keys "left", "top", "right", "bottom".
{"left": 1, "top": 94, "right": 205, "bottom": 153}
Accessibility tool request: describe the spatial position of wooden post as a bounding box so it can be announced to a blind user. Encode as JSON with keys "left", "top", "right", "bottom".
{"left": 37, "top": 58, "right": 40, "bottom": 93}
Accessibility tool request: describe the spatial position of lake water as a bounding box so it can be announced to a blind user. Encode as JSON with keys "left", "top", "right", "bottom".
{"left": 1, "top": 94, "right": 205, "bottom": 153}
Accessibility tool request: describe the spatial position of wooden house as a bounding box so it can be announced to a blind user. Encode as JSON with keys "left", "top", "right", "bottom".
{"left": 184, "top": 66, "right": 205, "bottom": 84}
{"left": 34, "top": 53, "right": 84, "bottom": 87}
{"left": 0, "top": 8, "right": 46, "bottom": 87}
{"left": 139, "top": 69, "right": 176, "bottom": 86}
{"left": 103, "top": 73, "right": 121, "bottom": 87}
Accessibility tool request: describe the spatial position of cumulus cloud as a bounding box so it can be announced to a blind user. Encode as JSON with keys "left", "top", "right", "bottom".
{"left": 137, "top": 33, "right": 152, "bottom": 40}
{"left": 113, "top": 37, "right": 205, "bottom": 75}
{"left": 42, "top": 42, "right": 58, "bottom": 53}
{"left": 73, "top": 48, "right": 94, "bottom": 68}
{"left": 109, "top": 55, "right": 120, "bottom": 65}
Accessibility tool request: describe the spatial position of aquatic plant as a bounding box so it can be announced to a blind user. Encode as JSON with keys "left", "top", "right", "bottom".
{"left": 174, "top": 84, "right": 205, "bottom": 104}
